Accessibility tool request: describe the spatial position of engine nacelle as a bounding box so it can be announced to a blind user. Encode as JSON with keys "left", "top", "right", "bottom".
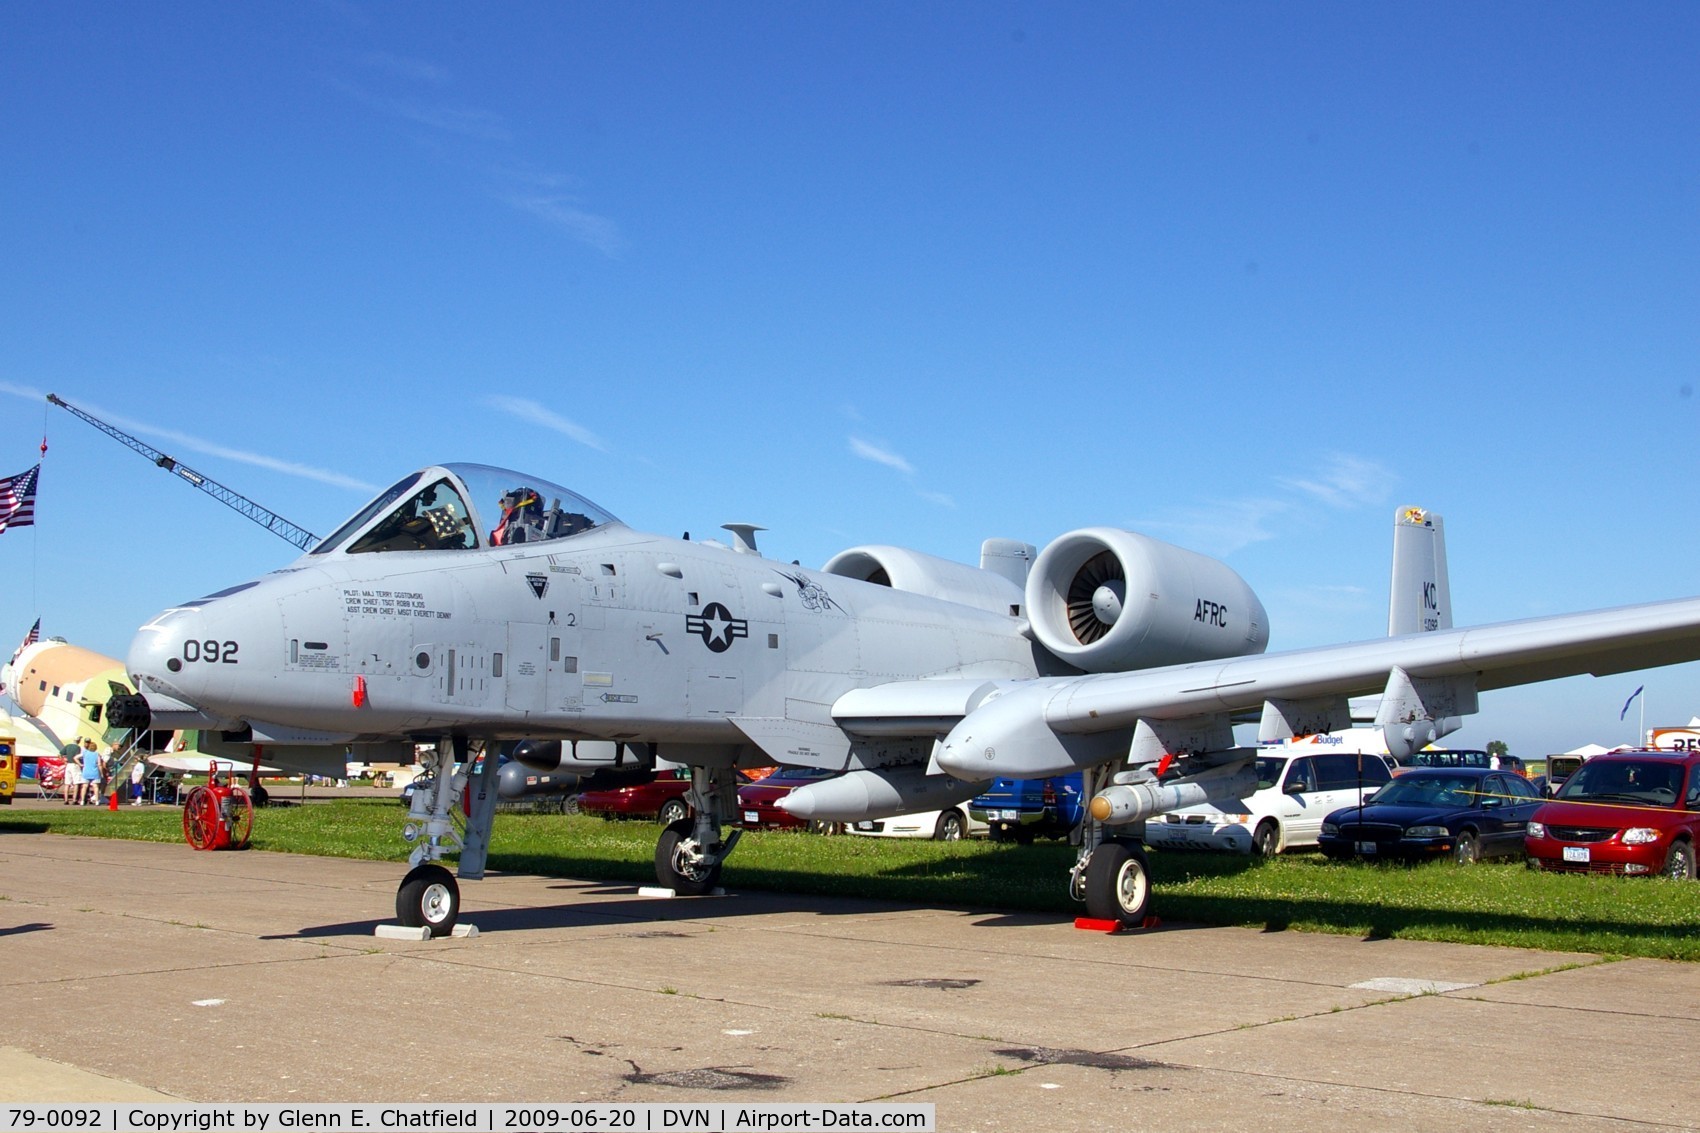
{"left": 822, "top": 545, "right": 1024, "bottom": 617}
{"left": 1026, "top": 527, "right": 1269, "bottom": 673}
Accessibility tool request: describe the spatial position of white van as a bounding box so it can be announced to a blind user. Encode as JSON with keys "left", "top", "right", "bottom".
{"left": 1144, "top": 749, "right": 1394, "bottom": 855}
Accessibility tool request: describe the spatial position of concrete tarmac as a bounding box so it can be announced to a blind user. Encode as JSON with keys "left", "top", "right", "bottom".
{"left": 1, "top": 825, "right": 1696, "bottom": 1131}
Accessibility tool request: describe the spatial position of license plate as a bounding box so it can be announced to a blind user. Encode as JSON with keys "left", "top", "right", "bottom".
{"left": 1355, "top": 841, "right": 1378, "bottom": 854}
{"left": 743, "top": 810, "right": 759, "bottom": 824}
{"left": 1563, "top": 846, "right": 1590, "bottom": 863}
{"left": 996, "top": 809, "right": 1020, "bottom": 821}
{"left": 854, "top": 821, "right": 875, "bottom": 831}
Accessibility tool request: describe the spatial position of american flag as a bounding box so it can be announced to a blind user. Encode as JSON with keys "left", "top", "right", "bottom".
{"left": 0, "top": 464, "right": 40, "bottom": 533}
{"left": 6, "top": 618, "right": 39, "bottom": 680}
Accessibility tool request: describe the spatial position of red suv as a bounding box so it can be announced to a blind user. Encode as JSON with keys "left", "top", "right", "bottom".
{"left": 1526, "top": 750, "right": 1700, "bottom": 878}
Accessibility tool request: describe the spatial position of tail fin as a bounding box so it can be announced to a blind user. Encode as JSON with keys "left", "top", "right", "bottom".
{"left": 1388, "top": 506, "right": 1450, "bottom": 636}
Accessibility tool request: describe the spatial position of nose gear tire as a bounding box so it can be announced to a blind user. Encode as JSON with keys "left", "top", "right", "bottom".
{"left": 397, "top": 863, "right": 460, "bottom": 937}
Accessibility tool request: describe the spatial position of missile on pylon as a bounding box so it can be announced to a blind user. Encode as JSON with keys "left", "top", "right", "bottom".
{"left": 1088, "top": 762, "right": 1259, "bottom": 826}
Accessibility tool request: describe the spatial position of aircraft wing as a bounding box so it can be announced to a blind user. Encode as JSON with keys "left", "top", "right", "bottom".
{"left": 936, "top": 596, "right": 1700, "bottom": 779}
{"left": 0, "top": 711, "right": 69, "bottom": 758}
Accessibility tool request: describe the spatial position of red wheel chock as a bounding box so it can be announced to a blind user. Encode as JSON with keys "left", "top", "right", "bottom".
{"left": 1074, "top": 916, "right": 1161, "bottom": 933}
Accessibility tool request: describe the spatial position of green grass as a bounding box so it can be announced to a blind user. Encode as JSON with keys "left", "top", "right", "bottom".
{"left": 5, "top": 799, "right": 1699, "bottom": 960}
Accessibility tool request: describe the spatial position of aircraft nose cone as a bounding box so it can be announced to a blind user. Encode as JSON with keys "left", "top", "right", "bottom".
{"left": 126, "top": 607, "right": 214, "bottom": 705}
{"left": 127, "top": 615, "right": 185, "bottom": 691}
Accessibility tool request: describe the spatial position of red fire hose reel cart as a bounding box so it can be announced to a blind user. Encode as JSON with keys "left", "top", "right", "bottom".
{"left": 181, "top": 762, "right": 254, "bottom": 851}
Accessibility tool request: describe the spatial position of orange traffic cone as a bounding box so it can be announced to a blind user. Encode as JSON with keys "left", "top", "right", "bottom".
{"left": 108, "top": 789, "right": 119, "bottom": 811}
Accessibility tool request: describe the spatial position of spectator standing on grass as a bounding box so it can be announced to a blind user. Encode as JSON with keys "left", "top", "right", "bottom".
{"left": 80, "top": 739, "right": 102, "bottom": 805}
{"left": 99, "top": 744, "right": 116, "bottom": 802}
{"left": 61, "top": 743, "right": 80, "bottom": 805}
{"left": 131, "top": 756, "right": 146, "bottom": 805}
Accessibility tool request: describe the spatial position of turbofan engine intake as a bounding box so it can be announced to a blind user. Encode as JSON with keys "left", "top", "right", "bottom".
{"left": 1026, "top": 528, "right": 1269, "bottom": 672}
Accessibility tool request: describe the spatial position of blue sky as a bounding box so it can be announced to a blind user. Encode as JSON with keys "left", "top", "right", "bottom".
{"left": 3, "top": 2, "right": 1696, "bottom": 754}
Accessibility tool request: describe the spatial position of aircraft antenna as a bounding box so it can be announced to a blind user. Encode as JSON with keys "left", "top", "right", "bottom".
{"left": 45, "top": 393, "right": 319, "bottom": 551}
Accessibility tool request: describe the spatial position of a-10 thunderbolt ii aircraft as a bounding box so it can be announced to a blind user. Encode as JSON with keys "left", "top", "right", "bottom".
{"left": 122, "top": 463, "right": 1700, "bottom": 933}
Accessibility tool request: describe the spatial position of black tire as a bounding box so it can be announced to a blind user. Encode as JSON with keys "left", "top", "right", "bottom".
{"left": 655, "top": 818, "right": 721, "bottom": 896}
{"left": 558, "top": 794, "right": 580, "bottom": 816}
{"left": 933, "top": 810, "right": 966, "bottom": 841}
{"left": 1084, "top": 841, "right": 1152, "bottom": 927}
{"left": 1453, "top": 831, "right": 1479, "bottom": 865}
{"left": 1251, "top": 820, "right": 1279, "bottom": 857}
{"left": 657, "top": 798, "right": 689, "bottom": 827}
{"left": 396, "top": 864, "right": 459, "bottom": 937}
{"left": 1662, "top": 839, "right": 1696, "bottom": 880}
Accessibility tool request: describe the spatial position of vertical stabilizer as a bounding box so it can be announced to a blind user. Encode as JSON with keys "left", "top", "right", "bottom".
{"left": 1388, "top": 506, "right": 1450, "bottom": 635}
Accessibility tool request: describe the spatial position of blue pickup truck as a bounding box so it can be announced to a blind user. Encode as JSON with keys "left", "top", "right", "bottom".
{"left": 969, "top": 773, "right": 1086, "bottom": 843}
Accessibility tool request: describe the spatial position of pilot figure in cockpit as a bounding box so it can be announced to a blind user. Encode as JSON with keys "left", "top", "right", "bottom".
{"left": 490, "top": 487, "right": 544, "bottom": 545}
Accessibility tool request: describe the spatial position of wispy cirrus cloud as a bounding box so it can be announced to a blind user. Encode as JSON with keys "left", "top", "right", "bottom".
{"left": 331, "top": 54, "right": 622, "bottom": 256}
{"left": 1129, "top": 497, "right": 1294, "bottom": 558}
{"left": 329, "top": 75, "right": 513, "bottom": 143}
{"left": 846, "top": 434, "right": 956, "bottom": 508}
{"left": 1131, "top": 453, "right": 1398, "bottom": 557}
{"left": 1279, "top": 454, "right": 1396, "bottom": 510}
{"left": 2, "top": 383, "right": 377, "bottom": 492}
{"left": 498, "top": 191, "right": 625, "bottom": 258}
{"left": 487, "top": 395, "right": 608, "bottom": 452}
{"left": 360, "top": 51, "right": 452, "bottom": 86}
{"left": 0, "top": 379, "right": 46, "bottom": 403}
{"left": 849, "top": 436, "right": 914, "bottom": 475}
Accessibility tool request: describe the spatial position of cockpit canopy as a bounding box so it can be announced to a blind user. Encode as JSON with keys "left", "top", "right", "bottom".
{"left": 311, "top": 464, "right": 619, "bottom": 555}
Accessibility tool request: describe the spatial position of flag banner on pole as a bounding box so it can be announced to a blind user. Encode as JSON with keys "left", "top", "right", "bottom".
{"left": 17, "top": 617, "right": 39, "bottom": 657}
{"left": 0, "top": 464, "right": 40, "bottom": 533}
{"left": 1620, "top": 685, "right": 1644, "bottom": 721}
{"left": 4, "top": 617, "right": 38, "bottom": 690}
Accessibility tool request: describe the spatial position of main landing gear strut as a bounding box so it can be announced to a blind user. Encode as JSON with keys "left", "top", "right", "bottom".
{"left": 1070, "top": 760, "right": 1153, "bottom": 929}
{"left": 653, "top": 765, "right": 742, "bottom": 896}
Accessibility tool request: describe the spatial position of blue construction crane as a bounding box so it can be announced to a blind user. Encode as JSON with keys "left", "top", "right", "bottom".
{"left": 47, "top": 393, "right": 319, "bottom": 551}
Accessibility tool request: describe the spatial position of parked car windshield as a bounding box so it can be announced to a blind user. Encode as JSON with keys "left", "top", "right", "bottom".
{"left": 1369, "top": 774, "right": 1482, "bottom": 808}
{"left": 1403, "top": 749, "right": 1490, "bottom": 769}
{"left": 1554, "top": 758, "right": 1686, "bottom": 807}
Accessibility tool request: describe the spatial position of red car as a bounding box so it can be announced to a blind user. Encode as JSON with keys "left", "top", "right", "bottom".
{"left": 576, "top": 768, "right": 695, "bottom": 825}
{"left": 735, "top": 766, "right": 841, "bottom": 831}
{"left": 1526, "top": 750, "right": 1700, "bottom": 878}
